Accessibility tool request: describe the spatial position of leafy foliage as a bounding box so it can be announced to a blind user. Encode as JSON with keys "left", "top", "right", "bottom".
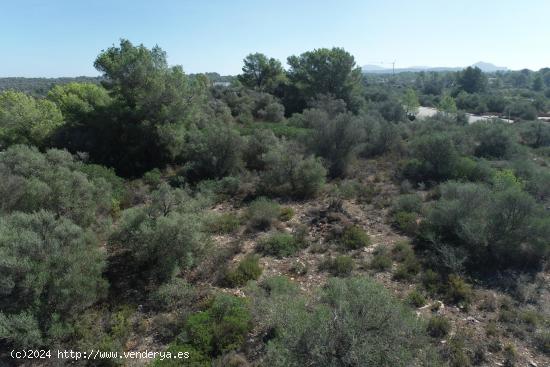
{"left": 257, "top": 277, "right": 440, "bottom": 367}
{"left": 0, "top": 211, "right": 106, "bottom": 348}
{"left": 0, "top": 90, "right": 64, "bottom": 147}
{"left": 183, "top": 294, "right": 251, "bottom": 357}
{"left": 257, "top": 232, "right": 304, "bottom": 258}
{"left": 340, "top": 225, "right": 371, "bottom": 250}
{"left": 422, "top": 181, "right": 549, "bottom": 271}
{"left": 286, "top": 48, "right": 364, "bottom": 113}
{"left": 0, "top": 145, "right": 113, "bottom": 228}
{"left": 108, "top": 183, "right": 208, "bottom": 288}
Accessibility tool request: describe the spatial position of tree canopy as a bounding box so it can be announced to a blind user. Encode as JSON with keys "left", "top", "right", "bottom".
{"left": 238, "top": 53, "right": 285, "bottom": 93}
{"left": 286, "top": 48, "right": 364, "bottom": 113}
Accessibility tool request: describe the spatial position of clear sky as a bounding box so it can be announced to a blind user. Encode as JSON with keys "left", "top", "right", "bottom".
{"left": 1, "top": 0, "right": 549, "bottom": 77}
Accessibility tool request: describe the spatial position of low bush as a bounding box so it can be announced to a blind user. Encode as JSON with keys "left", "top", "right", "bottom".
{"left": 149, "top": 278, "right": 198, "bottom": 312}
{"left": 246, "top": 197, "right": 280, "bottom": 230}
{"left": 445, "top": 274, "right": 473, "bottom": 307}
{"left": 393, "top": 255, "right": 421, "bottom": 281}
{"left": 406, "top": 289, "right": 427, "bottom": 307}
{"left": 260, "top": 141, "right": 326, "bottom": 199}
{"left": 370, "top": 246, "right": 392, "bottom": 271}
{"left": 207, "top": 212, "right": 241, "bottom": 234}
{"left": 393, "top": 211, "right": 419, "bottom": 235}
{"left": 392, "top": 241, "right": 415, "bottom": 262}
{"left": 473, "top": 122, "right": 518, "bottom": 159}
{"left": 183, "top": 124, "right": 244, "bottom": 181}
{"left": 225, "top": 254, "right": 263, "bottom": 287}
{"left": 422, "top": 180, "right": 549, "bottom": 271}
{"left": 257, "top": 277, "right": 441, "bottom": 366}
{"left": 422, "top": 269, "right": 442, "bottom": 295}
{"left": 108, "top": 184, "right": 207, "bottom": 289}
{"left": 320, "top": 255, "right": 354, "bottom": 277}
{"left": 340, "top": 225, "right": 371, "bottom": 250}
{"left": 0, "top": 211, "right": 107, "bottom": 348}
{"left": 183, "top": 294, "right": 251, "bottom": 357}
{"left": 257, "top": 232, "right": 303, "bottom": 258}
{"left": 392, "top": 194, "right": 423, "bottom": 214}
{"left": 307, "top": 110, "right": 366, "bottom": 177}
{"left": 279, "top": 207, "right": 295, "bottom": 222}
{"left": 427, "top": 316, "right": 451, "bottom": 338}
{"left": 402, "top": 133, "right": 462, "bottom": 183}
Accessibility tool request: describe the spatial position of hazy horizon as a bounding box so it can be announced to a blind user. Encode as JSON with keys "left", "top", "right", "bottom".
{"left": 2, "top": 0, "right": 549, "bottom": 77}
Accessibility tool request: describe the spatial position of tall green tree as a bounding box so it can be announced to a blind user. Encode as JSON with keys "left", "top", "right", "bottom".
{"left": 57, "top": 40, "right": 208, "bottom": 176}
{"left": 403, "top": 88, "right": 420, "bottom": 116}
{"left": 439, "top": 94, "right": 457, "bottom": 115}
{"left": 457, "top": 66, "right": 487, "bottom": 93}
{"left": 238, "top": 53, "right": 285, "bottom": 93}
{"left": 286, "top": 48, "right": 364, "bottom": 113}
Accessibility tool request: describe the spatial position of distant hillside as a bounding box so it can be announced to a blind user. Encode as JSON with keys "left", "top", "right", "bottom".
{"left": 0, "top": 76, "right": 102, "bottom": 97}
{"left": 362, "top": 61, "right": 508, "bottom": 74}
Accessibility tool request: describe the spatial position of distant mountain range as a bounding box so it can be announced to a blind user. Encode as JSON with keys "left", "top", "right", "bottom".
{"left": 362, "top": 61, "right": 508, "bottom": 74}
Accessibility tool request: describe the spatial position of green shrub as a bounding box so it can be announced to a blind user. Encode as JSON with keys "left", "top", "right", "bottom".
{"left": 392, "top": 241, "right": 415, "bottom": 262}
{"left": 307, "top": 110, "right": 366, "bottom": 177}
{"left": 370, "top": 246, "right": 392, "bottom": 271}
{"left": 0, "top": 90, "right": 64, "bottom": 147}
{"left": 445, "top": 274, "right": 473, "bottom": 307}
{"left": 473, "top": 122, "right": 517, "bottom": 159}
{"left": 208, "top": 212, "right": 241, "bottom": 234}
{"left": 455, "top": 157, "right": 493, "bottom": 182}
{"left": 184, "top": 294, "right": 251, "bottom": 357}
{"left": 422, "top": 269, "right": 442, "bottom": 295}
{"left": 320, "top": 255, "right": 354, "bottom": 277}
{"left": 73, "top": 306, "right": 135, "bottom": 366}
{"left": 392, "top": 194, "right": 423, "bottom": 214}
{"left": 149, "top": 278, "right": 198, "bottom": 312}
{"left": 257, "top": 232, "right": 303, "bottom": 258}
{"left": 246, "top": 197, "right": 280, "bottom": 230}
{"left": 393, "top": 255, "right": 421, "bottom": 281}
{"left": 403, "top": 133, "right": 461, "bottom": 183}
{"left": 260, "top": 141, "right": 326, "bottom": 199}
{"left": 143, "top": 168, "right": 162, "bottom": 187}
{"left": 108, "top": 184, "right": 207, "bottom": 288}
{"left": 393, "top": 211, "right": 419, "bottom": 235}
{"left": 225, "top": 254, "right": 263, "bottom": 287}
{"left": 427, "top": 316, "right": 451, "bottom": 338}
{"left": 423, "top": 180, "right": 549, "bottom": 271}
{"left": 445, "top": 332, "right": 472, "bottom": 367}
{"left": 0, "top": 211, "right": 107, "bottom": 348}
{"left": 406, "top": 290, "right": 427, "bottom": 307}
{"left": 279, "top": 207, "right": 295, "bottom": 222}
{"left": 243, "top": 129, "right": 279, "bottom": 171}
{"left": 259, "top": 277, "right": 441, "bottom": 366}
{"left": 0, "top": 145, "right": 114, "bottom": 228}
{"left": 340, "top": 225, "right": 371, "bottom": 250}
{"left": 183, "top": 124, "right": 244, "bottom": 181}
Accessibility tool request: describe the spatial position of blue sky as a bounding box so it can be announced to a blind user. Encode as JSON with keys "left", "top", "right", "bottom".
{"left": 1, "top": 0, "right": 549, "bottom": 77}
